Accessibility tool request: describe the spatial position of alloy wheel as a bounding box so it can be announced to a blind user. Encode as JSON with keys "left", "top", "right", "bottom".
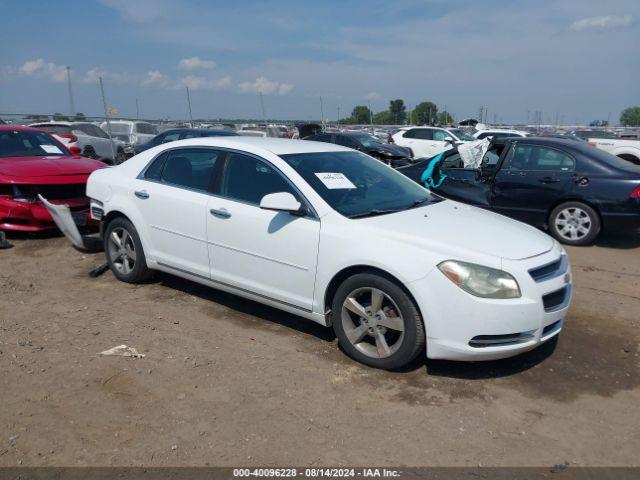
{"left": 555, "top": 207, "right": 591, "bottom": 241}
{"left": 340, "top": 287, "right": 405, "bottom": 359}
{"left": 107, "top": 227, "right": 137, "bottom": 275}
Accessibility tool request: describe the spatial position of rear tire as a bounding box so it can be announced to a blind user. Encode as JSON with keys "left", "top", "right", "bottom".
{"left": 331, "top": 273, "right": 425, "bottom": 370}
{"left": 549, "top": 201, "right": 600, "bottom": 246}
{"left": 104, "top": 217, "right": 152, "bottom": 283}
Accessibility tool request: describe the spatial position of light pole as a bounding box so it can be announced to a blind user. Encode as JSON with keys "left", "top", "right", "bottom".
{"left": 99, "top": 77, "right": 117, "bottom": 161}
{"left": 66, "top": 66, "right": 75, "bottom": 118}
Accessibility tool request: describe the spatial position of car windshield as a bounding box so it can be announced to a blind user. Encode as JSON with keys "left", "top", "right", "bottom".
{"left": 0, "top": 130, "right": 69, "bottom": 157}
{"left": 448, "top": 129, "right": 475, "bottom": 141}
{"left": 281, "top": 151, "right": 436, "bottom": 218}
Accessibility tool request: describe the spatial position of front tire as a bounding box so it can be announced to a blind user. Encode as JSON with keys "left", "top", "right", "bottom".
{"left": 104, "top": 217, "right": 152, "bottom": 283}
{"left": 331, "top": 273, "right": 425, "bottom": 370}
{"left": 83, "top": 145, "right": 97, "bottom": 159}
{"left": 549, "top": 201, "right": 600, "bottom": 246}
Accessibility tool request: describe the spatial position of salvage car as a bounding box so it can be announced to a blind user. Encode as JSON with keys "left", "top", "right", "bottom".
{"left": 390, "top": 126, "right": 475, "bottom": 158}
{"left": 0, "top": 125, "right": 105, "bottom": 231}
{"left": 304, "top": 131, "right": 412, "bottom": 167}
{"left": 398, "top": 137, "right": 640, "bottom": 245}
{"left": 85, "top": 137, "right": 572, "bottom": 369}
{"left": 134, "top": 128, "right": 238, "bottom": 154}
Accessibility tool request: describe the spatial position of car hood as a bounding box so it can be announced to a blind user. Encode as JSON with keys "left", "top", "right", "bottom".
{"left": 0, "top": 156, "right": 105, "bottom": 178}
{"left": 369, "top": 143, "right": 410, "bottom": 157}
{"left": 358, "top": 200, "right": 554, "bottom": 261}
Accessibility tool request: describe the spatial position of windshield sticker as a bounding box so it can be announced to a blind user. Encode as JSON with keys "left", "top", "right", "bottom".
{"left": 41, "top": 145, "right": 63, "bottom": 154}
{"left": 314, "top": 172, "right": 357, "bottom": 189}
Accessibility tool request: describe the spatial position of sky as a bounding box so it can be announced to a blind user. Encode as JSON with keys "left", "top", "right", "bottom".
{"left": 0, "top": 0, "right": 638, "bottom": 124}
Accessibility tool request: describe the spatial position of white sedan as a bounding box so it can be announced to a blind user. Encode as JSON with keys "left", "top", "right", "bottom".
{"left": 86, "top": 137, "right": 572, "bottom": 369}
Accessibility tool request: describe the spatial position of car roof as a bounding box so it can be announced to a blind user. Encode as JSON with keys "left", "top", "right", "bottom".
{"left": 161, "top": 136, "right": 350, "bottom": 155}
{"left": 492, "top": 137, "right": 581, "bottom": 147}
{"left": 29, "top": 121, "right": 73, "bottom": 126}
{"left": 0, "top": 124, "right": 43, "bottom": 132}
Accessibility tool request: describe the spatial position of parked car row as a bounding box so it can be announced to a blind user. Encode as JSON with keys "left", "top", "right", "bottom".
{"left": 4, "top": 115, "right": 638, "bottom": 372}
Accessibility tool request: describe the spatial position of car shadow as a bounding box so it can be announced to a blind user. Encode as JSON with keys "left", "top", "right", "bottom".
{"left": 154, "top": 272, "right": 337, "bottom": 343}
{"left": 594, "top": 228, "right": 640, "bottom": 249}
{"left": 423, "top": 336, "right": 558, "bottom": 379}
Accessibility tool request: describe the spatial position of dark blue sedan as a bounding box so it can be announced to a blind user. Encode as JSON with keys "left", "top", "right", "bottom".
{"left": 398, "top": 137, "right": 640, "bottom": 245}
{"left": 134, "top": 128, "right": 238, "bottom": 154}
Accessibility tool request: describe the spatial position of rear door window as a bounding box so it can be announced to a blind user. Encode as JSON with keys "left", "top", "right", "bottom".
{"left": 505, "top": 145, "right": 574, "bottom": 171}
{"left": 413, "top": 129, "right": 434, "bottom": 140}
{"left": 146, "top": 148, "right": 221, "bottom": 191}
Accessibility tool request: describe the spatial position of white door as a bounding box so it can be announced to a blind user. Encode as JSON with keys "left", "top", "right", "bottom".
{"left": 131, "top": 147, "right": 222, "bottom": 278}
{"left": 430, "top": 129, "right": 453, "bottom": 156}
{"left": 406, "top": 128, "right": 437, "bottom": 158}
{"left": 206, "top": 152, "right": 320, "bottom": 311}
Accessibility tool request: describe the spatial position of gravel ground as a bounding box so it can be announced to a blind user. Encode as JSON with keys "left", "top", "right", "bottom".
{"left": 0, "top": 230, "right": 639, "bottom": 467}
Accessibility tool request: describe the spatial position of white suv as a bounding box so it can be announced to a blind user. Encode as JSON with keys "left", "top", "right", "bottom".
{"left": 391, "top": 126, "right": 475, "bottom": 158}
{"left": 100, "top": 121, "right": 158, "bottom": 148}
{"left": 86, "top": 137, "right": 571, "bottom": 370}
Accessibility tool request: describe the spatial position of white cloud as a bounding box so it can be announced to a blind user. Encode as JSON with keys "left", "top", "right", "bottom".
{"left": 238, "top": 76, "right": 294, "bottom": 95}
{"left": 79, "top": 68, "right": 135, "bottom": 85}
{"left": 178, "top": 57, "right": 216, "bottom": 70}
{"left": 141, "top": 70, "right": 171, "bottom": 87}
{"left": 570, "top": 14, "right": 634, "bottom": 31}
{"left": 19, "top": 58, "right": 67, "bottom": 82}
{"left": 178, "top": 75, "right": 233, "bottom": 90}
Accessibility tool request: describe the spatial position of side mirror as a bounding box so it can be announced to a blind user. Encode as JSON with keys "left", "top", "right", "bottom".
{"left": 444, "top": 136, "right": 454, "bottom": 144}
{"left": 259, "top": 192, "right": 304, "bottom": 215}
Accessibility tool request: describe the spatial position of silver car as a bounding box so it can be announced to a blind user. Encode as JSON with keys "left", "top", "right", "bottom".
{"left": 30, "top": 121, "right": 127, "bottom": 164}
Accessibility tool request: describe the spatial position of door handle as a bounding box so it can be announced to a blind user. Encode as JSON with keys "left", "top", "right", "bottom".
{"left": 539, "top": 177, "right": 560, "bottom": 184}
{"left": 210, "top": 208, "right": 231, "bottom": 218}
{"left": 134, "top": 190, "right": 149, "bottom": 199}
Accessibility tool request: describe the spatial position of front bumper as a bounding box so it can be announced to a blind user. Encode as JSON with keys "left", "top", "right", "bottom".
{"left": 409, "top": 247, "right": 572, "bottom": 361}
{"left": 0, "top": 197, "right": 96, "bottom": 232}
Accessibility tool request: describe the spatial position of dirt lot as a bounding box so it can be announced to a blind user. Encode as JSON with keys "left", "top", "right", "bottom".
{"left": 1, "top": 230, "right": 639, "bottom": 467}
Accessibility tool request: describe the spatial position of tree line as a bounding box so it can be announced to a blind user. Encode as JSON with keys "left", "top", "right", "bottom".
{"left": 339, "top": 99, "right": 453, "bottom": 126}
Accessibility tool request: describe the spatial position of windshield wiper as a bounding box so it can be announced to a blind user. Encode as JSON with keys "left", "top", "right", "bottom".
{"left": 407, "top": 197, "right": 431, "bottom": 209}
{"left": 349, "top": 198, "right": 433, "bottom": 219}
{"left": 348, "top": 209, "right": 400, "bottom": 219}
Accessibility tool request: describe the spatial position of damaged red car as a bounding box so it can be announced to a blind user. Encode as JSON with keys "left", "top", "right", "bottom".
{"left": 0, "top": 125, "right": 106, "bottom": 232}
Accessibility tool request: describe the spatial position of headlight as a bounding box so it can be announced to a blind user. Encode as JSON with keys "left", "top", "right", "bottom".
{"left": 438, "top": 260, "right": 521, "bottom": 299}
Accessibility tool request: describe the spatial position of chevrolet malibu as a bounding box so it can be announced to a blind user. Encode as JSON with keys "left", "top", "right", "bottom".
{"left": 86, "top": 137, "right": 572, "bottom": 369}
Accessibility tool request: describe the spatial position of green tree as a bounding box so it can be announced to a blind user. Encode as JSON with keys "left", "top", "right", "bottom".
{"left": 74, "top": 112, "right": 86, "bottom": 121}
{"left": 53, "top": 112, "right": 70, "bottom": 121}
{"left": 351, "top": 105, "right": 373, "bottom": 124}
{"left": 389, "top": 99, "right": 406, "bottom": 124}
{"left": 413, "top": 101, "right": 438, "bottom": 125}
{"left": 437, "top": 111, "right": 454, "bottom": 125}
{"left": 373, "top": 110, "right": 392, "bottom": 125}
{"left": 620, "top": 107, "right": 640, "bottom": 127}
